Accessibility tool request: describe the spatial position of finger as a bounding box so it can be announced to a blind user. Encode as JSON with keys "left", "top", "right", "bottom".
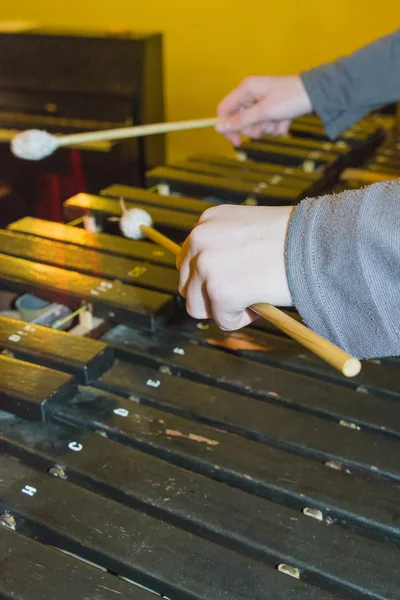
{"left": 230, "top": 132, "right": 242, "bottom": 146}
{"left": 219, "top": 99, "right": 272, "bottom": 135}
{"left": 212, "top": 306, "right": 256, "bottom": 332}
{"left": 178, "top": 247, "right": 195, "bottom": 298}
{"left": 177, "top": 220, "right": 206, "bottom": 285}
{"left": 217, "top": 130, "right": 242, "bottom": 146}
{"left": 217, "top": 80, "right": 256, "bottom": 119}
{"left": 263, "top": 121, "right": 276, "bottom": 135}
{"left": 268, "top": 120, "right": 291, "bottom": 136}
{"left": 176, "top": 235, "right": 189, "bottom": 270}
{"left": 276, "top": 119, "right": 291, "bottom": 135}
{"left": 205, "top": 283, "right": 250, "bottom": 331}
{"left": 263, "top": 123, "right": 280, "bottom": 136}
{"left": 242, "top": 122, "right": 264, "bottom": 139}
{"left": 185, "top": 276, "right": 212, "bottom": 320}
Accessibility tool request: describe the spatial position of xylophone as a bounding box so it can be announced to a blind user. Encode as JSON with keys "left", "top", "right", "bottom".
{"left": 1, "top": 115, "right": 399, "bottom": 600}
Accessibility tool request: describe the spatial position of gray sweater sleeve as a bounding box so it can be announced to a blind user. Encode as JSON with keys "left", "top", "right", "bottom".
{"left": 286, "top": 180, "right": 400, "bottom": 359}
{"left": 300, "top": 29, "right": 400, "bottom": 139}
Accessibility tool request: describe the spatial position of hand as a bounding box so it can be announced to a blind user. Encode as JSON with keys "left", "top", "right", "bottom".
{"left": 177, "top": 205, "right": 294, "bottom": 331}
{"left": 216, "top": 75, "right": 313, "bottom": 145}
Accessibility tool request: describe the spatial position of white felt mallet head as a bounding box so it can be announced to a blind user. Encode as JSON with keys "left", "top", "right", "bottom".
{"left": 119, "top": 199, "right": 153, "bottom": 240}
{"left": 11, "top": 129, "right": 60, "bottom": 161}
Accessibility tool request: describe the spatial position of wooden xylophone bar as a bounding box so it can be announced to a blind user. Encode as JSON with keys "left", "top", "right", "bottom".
{"left": 0, "top": 113, "right": 399, "bottom": 600}
{"left": 8, "top": 216, "right": 177, "bottom": 267}
{"left": 0, "top": 229, "right": 179, "bottom": 295}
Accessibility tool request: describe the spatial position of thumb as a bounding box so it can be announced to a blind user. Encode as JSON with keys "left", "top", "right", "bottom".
{"left": 212, "top": 307, "right": 257, "bottom": 332}
{"left": 216, "top": 99, "right": 270, "bottom": 134}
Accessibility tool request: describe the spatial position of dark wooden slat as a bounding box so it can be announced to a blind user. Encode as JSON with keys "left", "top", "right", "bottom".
{"left": 49, "top": 387, "right": 400, "bottom": 545}
{"left": 292, "top": 122, "right": 369, "bottom": 141}
{"left": 188, "top": 153, "right": 321, "bottom": 180}
{"left": 0, "top": 354, "right": 78, "bottom": 420}
{"left": 0, "top": 527, "right": 148, "bottom": 600}
{"left": 0, "top": 416, "right": 396, "bottom": 599}
{"left": 96, "top": 359, "right": 400, "bottom": 480}
{"left": 8, "top": 216, "right": 177, "bottom": 268}
{"left": 0, "top": 253, "right": 175, "bottom": 330}
{"left": 238, "top": 141, "right": 339, "bottom": 168}
{"left": 187, "top": 153, "right": 324, "bottom": 179}
{"left": 0, "top": 315, "right": 114, "bottom": 383}
{"left": 167, "top": 159, "right": 336, "bottom": 199}
{"left": 101, "top": 184, "right": 214, "bottom": 214}
{"left": 145, "top": 166, "right": 301, "bottom": 205}
{"left": 0, "top": 453, "right": 345, "bottom": 600}
{"left": 186, "top": 154, "right": 329, "bottom": 197}
{"left": 0, "top": 230, "right": 179, "bottom": 295}
{"left": 289, "top": 122, "right": 373, "bottom": 148}
{"left": 102, "top": 325, "right": 400, "bottom": 437}
{"left": 63, "top": 193, "right": 197, "bottom": 239}
{"left": 162, "top": 160, "right": 311, "bottom": 191}
{"left": 292, "top": 115, "right": 380, "bottom": 135}
{"left": 256, "top": 134, "right": 350, "bottom": 154}
{"left": 172, "top": 317, "right": 400, "bottom": 401}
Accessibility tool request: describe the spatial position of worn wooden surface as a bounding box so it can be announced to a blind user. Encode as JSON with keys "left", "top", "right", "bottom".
{"left": 102, "top": 325, "right": 400, "bottom": 435}
{"left": 0, "top": 413, "right": 396, "bottom": 600}
{"left": 1, "top": 295, "right": 399, "bottom": 599}
{"left": 1, "top": 527, "right": 149, "bottom": 600}
{"left": 172, "top": 316, "right": 400, "bottom": 399}
{"left": 96, "top": 359, "right": 400, "bottom": 480}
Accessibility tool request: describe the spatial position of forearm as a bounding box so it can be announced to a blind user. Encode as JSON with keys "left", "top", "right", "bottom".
{"left": 300, "top": 29, "right": 400, "bottom": 138}
{"left": 286, "top": 181, "right": 400, "bottom": 359}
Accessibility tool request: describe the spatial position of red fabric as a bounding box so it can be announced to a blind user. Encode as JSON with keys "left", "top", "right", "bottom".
{"left": 34, "top": 150, "right": 87, "bottom": 222}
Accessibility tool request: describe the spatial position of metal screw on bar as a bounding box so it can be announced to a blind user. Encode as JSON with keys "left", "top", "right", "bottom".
{"left": 277, "top": 564, "right": 300, "bottom": 580}
{"left": 303, "top": 507, "right": 323, "bottom": 522}
{"left": 48, "top": 465, "right": 67, "bottom": 480}
{"left": 0, "top": 512, "right": 16, "bottom": 530}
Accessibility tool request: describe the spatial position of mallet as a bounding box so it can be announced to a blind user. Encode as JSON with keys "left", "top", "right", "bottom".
{"left": 120, "top": 204, "right": 362, "bottom": 378}
{"left": 11, "top": 117, "right": 219, "bottom": 161}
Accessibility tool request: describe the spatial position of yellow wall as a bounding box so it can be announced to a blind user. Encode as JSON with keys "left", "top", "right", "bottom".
{"left": 0, "top": 2, "right": 397, "bottom": 161}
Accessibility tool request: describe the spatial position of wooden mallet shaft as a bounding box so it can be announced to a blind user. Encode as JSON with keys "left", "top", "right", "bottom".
{"left": 138, "top": 224, "right": 361, "bottom": 378}
{"left": 251, "top": 303, "right": 360, "bottom": 378}
{"left": 140, "top": 224, "right": 182, "bottom": 256}
{"left": 56, "top": 117, "right": 220, "bottom": 148}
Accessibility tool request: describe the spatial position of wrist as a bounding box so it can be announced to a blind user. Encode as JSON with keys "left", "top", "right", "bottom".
{"left": 257, "top": 205, "right": 294, "bottom": 307}
{"left": 275, "top": 205, "right": 295, "bottom": 306}
{"left": 295, "top": 75, "right": 313, "bottom": 115}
